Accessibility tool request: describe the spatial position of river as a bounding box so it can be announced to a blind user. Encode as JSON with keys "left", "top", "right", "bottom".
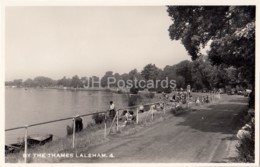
{"left": 5, "top": 87, "right": 132, "bottom": 144}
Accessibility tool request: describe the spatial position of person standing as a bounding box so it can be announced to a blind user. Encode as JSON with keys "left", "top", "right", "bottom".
{"left": 75, "top": 115, "right": 83, "bottom": 132}
{"left": 109, "top": 101, "right": 116, "bottom": 119}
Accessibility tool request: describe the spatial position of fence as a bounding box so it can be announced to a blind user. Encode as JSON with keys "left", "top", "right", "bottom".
{"left": 107, "top": 101, "right": 166, "bottom": 135}
{"left": 5, "top": 101, "right": 166, "bottom": 163}
{"left": 5, "top": 111, "right": 108, "bottom": 163}
{"left": 5, "top": 92, "right": 221, "bottom": 163}
{"left": 167, "top": 93, "right": 221, "bottom": 112}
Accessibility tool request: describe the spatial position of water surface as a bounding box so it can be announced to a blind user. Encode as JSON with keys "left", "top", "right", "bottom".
{"left": 5, "top": 88, "right": 130, "bottom": 144}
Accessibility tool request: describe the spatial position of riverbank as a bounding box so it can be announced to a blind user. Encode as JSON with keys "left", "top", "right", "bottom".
{"left": 5, "top": 94, "right": 248, "bottom": 163}
{"left": 63, "top": 95, "right": 248, "bottom": 163}
{"left": 5, "top": 102, "right": 170, "bottom": 163}
{"left": 6, "top": 85, "right": 130, "bottom": 93}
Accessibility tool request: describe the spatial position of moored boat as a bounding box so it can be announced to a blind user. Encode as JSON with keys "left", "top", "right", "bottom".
{"left": 5, "top": 134, "right": 53, "bottom": 154}
{"left": 27, "top": 134, "right": 53, "bottom": 146}
{"left": 5, "top": 143, "right": 24, "bottom": 154}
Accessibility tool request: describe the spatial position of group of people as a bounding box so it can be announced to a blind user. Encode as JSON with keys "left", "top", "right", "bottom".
{"left": 109, "top": 101, "right": 165, "bottom": 126}
{"left": 168, "top": 90, "right": 213, "bottom": 106}
{"left": 170, "top": 90, "right": 191, "bottom": 104}
{"left": 68, "top": 100, "right": 163, "bottom": 134}
{"left": 196, "top": 95, "right": 210, "bottom": 104}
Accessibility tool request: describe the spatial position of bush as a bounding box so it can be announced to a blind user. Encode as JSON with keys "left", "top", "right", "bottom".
{"left": 92, "top": 113, "right": 105, "bottom": 124}
{"left": 170, "top": 106, "right": 185, "bottom": 116}
{"left": 236, "top": 133, "right": 254, "bottom": 162}
{"left": 144, "top": 92, "right": 155, "bottom": 99}
{"left": 236, "top": 120, "right": 255, "bottom": 162}
{"left": 128, "top": 94, "right": 141, "bottom": 106}
{"left": 130, "top": 87, "right": 139, "bottom": 94}
{"left": 163, "top": 87, "right": 172, "bottom": 94}
{"left": 248, "top": 90, "right": 255, "bottom": 109}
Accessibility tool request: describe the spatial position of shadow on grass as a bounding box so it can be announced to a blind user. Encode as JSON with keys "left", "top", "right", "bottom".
{"left": 175, "top": 102, "right": 248, "bottom": 134}
{"left": 211, "top": 157, "right": 239, "bottom": 163}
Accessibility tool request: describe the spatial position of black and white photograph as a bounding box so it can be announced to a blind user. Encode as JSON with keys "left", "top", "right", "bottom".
{"left": 2, "top": 1, "right": 258, "bottom": 165}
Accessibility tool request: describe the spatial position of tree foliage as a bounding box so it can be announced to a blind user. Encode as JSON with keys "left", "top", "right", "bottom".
{"left": 167, "top": 6, "right": 255, "bottom": 84}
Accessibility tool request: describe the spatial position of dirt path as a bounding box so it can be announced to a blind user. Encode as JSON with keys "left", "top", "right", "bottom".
{"left": 63, "top": 95, "right": 248, "bottom": 163}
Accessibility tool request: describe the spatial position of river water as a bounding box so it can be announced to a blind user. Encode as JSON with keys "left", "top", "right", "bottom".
{"left": 5, "top": 88, "right": 131, "bottom": 144}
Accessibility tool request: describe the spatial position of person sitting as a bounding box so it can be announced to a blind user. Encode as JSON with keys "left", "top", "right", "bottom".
{"left": 122, "top": 110, "right": 135, "bottom": 125}
{"left": 170, "top": 94, "right": 176, "bottom": 102}
{"left": 149, "top": 105, "right": 156, "bottom": 115}
{"left": 205, "top": 95, "right": 209, "bottom": 103}
{"left": 195, "top": 97, "right": 200, "bottom": 105}
{"left": 139, "top": 104, "right": 144, "bottom": 113}
{"left": 159, "top": 103, "right": 164, "bottom": 110}
{"left": 121, "top": 110, "right": 128, "bottom": 117}
{"left": 172, "top": 94, "right": 176, "bottom": 100}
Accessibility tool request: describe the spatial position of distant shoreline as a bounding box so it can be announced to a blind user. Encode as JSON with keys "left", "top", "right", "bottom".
{"left": 5, "top": 86, "right": 130, "bottom": 93}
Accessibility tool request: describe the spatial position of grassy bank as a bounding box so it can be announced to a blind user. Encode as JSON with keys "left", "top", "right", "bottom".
{"left": 5, "top": 92, "right": 224, "bottom": 163}
{"left": 5, "top": 107, "right": 172, "bottom": 163}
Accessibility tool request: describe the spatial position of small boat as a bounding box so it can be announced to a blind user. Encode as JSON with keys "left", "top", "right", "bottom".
{"left": 5, "top": 145, "right": 16, "bottom": 154}
{"left": 5, "top": 143, "right": 24, "bottom": 154}
{"left": 27, "top": 134, "right": 53, "bottom": 146}
{"left": 5, "top": 134, "right": 53, "bottom": 154}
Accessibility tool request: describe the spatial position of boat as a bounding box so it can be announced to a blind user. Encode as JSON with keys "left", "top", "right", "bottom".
{"left": 5, "top": 143, "right": 24, "bottom": 154}
{"left": 27, "top": 134, "right": 53, "bottom": 146}
{"left": 5, "top": 145, "right": 16, "bottom": 154}
{"left": 5, "top": 134, "right": 53, "bottom": 154}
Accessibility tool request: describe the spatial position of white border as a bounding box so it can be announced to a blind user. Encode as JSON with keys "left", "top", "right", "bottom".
{"left": 1, "top": 0, "right": 259, "bottom": 167}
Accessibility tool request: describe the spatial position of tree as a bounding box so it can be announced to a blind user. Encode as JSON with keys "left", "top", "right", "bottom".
{"left": 167, "top": 6, "right": 255, "bottom": 85}
{"left": 176, "top": 76, "right": 185, "bottom": 89}
{"left": 57, "top": 76, "right": 71, "bottom": 87}
{"left": 163, "top": 65, "right": 177, "bottom": 80}
{"left": 191, "top": 56, "right": 215, "bottom": 90}
{"left": 33, "top": 76, "right": 55, "bottom": 87}
{"left": 24, "top": 78, "right": 34, "bottom": 87}
{"left": 141, "top": 64, "right": 161, "bottom": 91}
{"left": 80, "top": 77, "right": 88, "bottom": 87}
{"left": 128, "top": 69, "right": 142, "bottom": 81}
{"left": 128, "top": 69, "right": 142, "bottom": 93}
{"left": 71, "top": 75, "right": 83, "bottom": 88}
{"left": 141, "top": 64, "right": 160, "bottom": 81}
{"left": 12, "top": 79, "right": 23, "bottom": 87}
{"left": 89, "top": 76, "right": 100, "bottom": 88}
{"left": 101, "top": 71, "right": 114, "bottom": 87}
{"left": 175, "top": 60, "right": 192, "bottom": 86}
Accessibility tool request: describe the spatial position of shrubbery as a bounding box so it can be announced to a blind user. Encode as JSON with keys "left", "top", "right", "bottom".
{"left": 170, "top": 105, "right": 185, "bottom": 116}
{"left": 236, "top": 113, "right": 255, "bottom": 162}
{"left": 248, "top": 90, "right": 255, "bottom": 109}
{"left": 130, "top": 87, "right": 139, "bottom": 94}
{"left": 92, "top": 113, "right": 105, "bottom": 124}
{"left": 144, "top": 92, "right": 155, "bottom": 99}
{"left": 128, "top": 94, "right": 142, "bottom": 106}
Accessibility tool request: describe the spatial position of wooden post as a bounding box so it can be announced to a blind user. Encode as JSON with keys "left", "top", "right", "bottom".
{"left": 24, "top": 125, "right": 28, "bottom": 163}
{"left": 151, "top": 107, "right": 154, "bottom": 121}
{"left": 116, "top": 110, "right": 119, "bottom": 132}
{"left": 136, "top": 107, "right": 139, "bottom": 124}
{"left": 163, "top": 102, "right": 166, "bottom": 115}
{"left": 72, "top": 117, "right": 76, "bottom": 148}
{"left": 104, "top": 113, "right": 107, "bottom": 138}
{"left": 108, "top": 112, "right": 117, "bottom": 135}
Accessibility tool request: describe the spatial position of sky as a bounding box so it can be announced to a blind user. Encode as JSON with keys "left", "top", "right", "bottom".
{"left": 5, "top": 6, "right": 190, "bottom": 81}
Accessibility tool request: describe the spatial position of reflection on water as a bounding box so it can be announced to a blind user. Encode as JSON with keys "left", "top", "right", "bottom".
{"left": 5, "top": 88, "right": 130, "bottom": 144}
